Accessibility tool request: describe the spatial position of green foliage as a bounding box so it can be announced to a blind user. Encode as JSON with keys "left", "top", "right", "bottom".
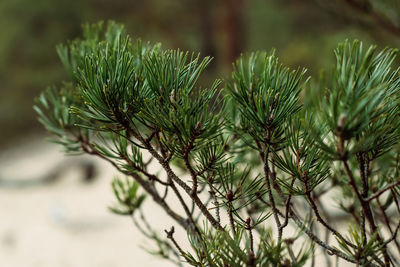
{"left": 272, "top": 117, "right": 330, "bottom": 195}
{"left": 109, "top": 176, "right": 146, "bottom": 215}
{"left": 35, "top": 22, "right": 400, "bottom": 266}
{"left": 34, "top": 85, "right": 85, "bottom": 152}
{"left": 184, "top": 224, "right": 311, "bottom": 267}
{"left": 138, "top": 50, "right": 223, "bottom": 158}
{"left": 312, "top": 40, "right": 400, "bottom": 159}
{"left": 337, "top": 225, "right": 383, "bottom": 265}
{"left": 227, "top": 50, "right": 308, "bottom": 145}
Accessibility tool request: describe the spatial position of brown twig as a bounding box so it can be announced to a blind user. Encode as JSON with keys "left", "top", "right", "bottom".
{"left": 168, "top": 176, "right": 202, "bottom": 238}
{"left": 365, "top": 181, "right": 400, "bottom": 202}
{"left": 279, "top": 176, "right": 295, "bottom": 232}
{"left": 305, "top": 177, "right": 356, "bottom": 249}
{"left": 132, "top": 210, "right": 183, "bottom": 266}
{"left": 209, "top": 180, "right": 221, "bottom": 224}
{"left": 227, "top": 189, "right": 236, "bottom": 235}
{"left": 165, "top": 226, "right": 185, "bottom": 256}
{"left": 183, "top": 121, "right": 202, "bottom": 196}
{"left": 246, "top": 217, "right": 256, "bottom": 266}
{"left": 290, "top": 210, "right": 358, "bottom": 264}
{"left": 258, "top": 141, "right": 282, "bottom": 242}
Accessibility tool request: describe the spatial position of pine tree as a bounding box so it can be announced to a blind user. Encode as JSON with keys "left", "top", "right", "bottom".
{"left": 35, "top": 21, "right": 400, "bottom": 266}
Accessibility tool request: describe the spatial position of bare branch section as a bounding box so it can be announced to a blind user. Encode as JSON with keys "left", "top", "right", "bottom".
{"left": 80, "top": 138, "right": 188, "bottom": 229}
{"left": 366, "top": 181, "right": 400, "bottom": 202}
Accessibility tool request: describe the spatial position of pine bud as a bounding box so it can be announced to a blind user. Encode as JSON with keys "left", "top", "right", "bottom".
{"left": 226, "top": 190, "right": 234, "bottom": 202}
{"left": 246, "top": 217, "right": 251, "bottom": 227}
{"left": 348, "top": 204, "right": 354, "bottom": 213}
{"left": 195, "top": 121, "right": 202, "bottom": 130}
{"left": 281, "top": 259, "right": 291, "bottom": 267}
{"left": 337, "top": 113, "right": 346, "bottom": 130}
{"left": 283, "top": 238, "right": 294, "bottom": 245}
{"left": 268, "top": 113, "right": 274, "bottom": 122}
{"left": 170, "top": 89, "right": 176, "bottom": 103}
{"left": 274, "top": 92, "right": 279, "bottom": 103}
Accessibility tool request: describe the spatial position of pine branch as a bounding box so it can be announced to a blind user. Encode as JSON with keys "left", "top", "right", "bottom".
{"left": 35, "top": 24, "right": 400, "bottom": 266}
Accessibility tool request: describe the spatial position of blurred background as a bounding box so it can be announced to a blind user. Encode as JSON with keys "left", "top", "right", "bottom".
{"left": 1, "top": 0, "right": 400, "bottom": 266}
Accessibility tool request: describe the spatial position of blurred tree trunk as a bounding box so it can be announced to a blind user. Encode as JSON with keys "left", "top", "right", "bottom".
{"left": 222, "top": 0, "right": 246, "bottom": 66}
{"left": 199, "top": 0, "right": 218, "bottom": 69}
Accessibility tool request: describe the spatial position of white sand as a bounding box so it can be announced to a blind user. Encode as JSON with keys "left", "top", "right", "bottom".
{"left": 0, "top": 138, "right": 178, "bottom": 267}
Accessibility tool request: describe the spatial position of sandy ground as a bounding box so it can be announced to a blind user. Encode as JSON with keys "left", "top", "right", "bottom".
{"left": 0, "top": 137, "right": 181, "bottom": 267}
{"left": 0, "top": 136, "right": 359, "bottom": 267}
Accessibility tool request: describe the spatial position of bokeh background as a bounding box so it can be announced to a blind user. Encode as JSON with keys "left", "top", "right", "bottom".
{"left": 2, "top": 0, "right": 400, "bottom": 147}
{"left": 1, "top": 0, "right": 400, "bottom": 266}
